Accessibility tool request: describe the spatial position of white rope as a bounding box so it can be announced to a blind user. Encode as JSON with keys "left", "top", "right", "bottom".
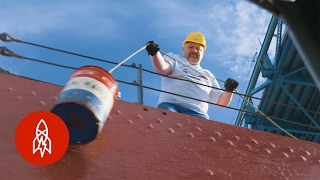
{"left": 109, "top": 45, "right": 147, "bottom": 73}
{"left": 236, "top": 91, "right": 297, "bottom": 139}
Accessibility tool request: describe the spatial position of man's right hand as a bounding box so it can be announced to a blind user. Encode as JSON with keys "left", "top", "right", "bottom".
{"left": 146, "top": 41, "right": 160, "bottom": 56}
{"left": 224, "top": 78, "right": 239, "bottom": 92}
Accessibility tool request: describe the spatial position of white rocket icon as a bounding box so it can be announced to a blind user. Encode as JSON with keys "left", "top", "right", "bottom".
{"left": 33, "top": 119, "right": 52, "bottom": 158}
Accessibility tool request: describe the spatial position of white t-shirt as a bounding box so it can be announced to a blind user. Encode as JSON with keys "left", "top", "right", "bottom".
{"left": 157, "top": 53, "right": 223, "bottom": 117}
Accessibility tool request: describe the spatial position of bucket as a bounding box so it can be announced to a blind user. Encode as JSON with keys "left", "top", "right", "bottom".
{"left": 51, "top": 65, "right": 118, "bottom": 144}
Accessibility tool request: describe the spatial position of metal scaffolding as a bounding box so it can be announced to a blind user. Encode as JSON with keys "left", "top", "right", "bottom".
{"left": 235, "top": 11, "right": 320, "bottom": 143}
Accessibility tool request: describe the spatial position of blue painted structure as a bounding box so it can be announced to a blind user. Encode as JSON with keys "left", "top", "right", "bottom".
{"left": 235, "top": 15, "right": 320, "bottom": 143}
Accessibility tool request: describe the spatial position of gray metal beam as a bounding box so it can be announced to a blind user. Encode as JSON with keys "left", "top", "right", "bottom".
{"left": 137, "top": 64, "right": 143, "bottom": 104}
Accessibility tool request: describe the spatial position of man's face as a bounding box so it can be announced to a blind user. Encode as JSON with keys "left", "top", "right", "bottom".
{"left": 182, "top": 42, "right": 204, "bottom": 65}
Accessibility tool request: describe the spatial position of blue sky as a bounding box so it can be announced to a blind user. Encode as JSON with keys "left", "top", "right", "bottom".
{"left": 0, "top": 0, "right": 273, "bottom": 124}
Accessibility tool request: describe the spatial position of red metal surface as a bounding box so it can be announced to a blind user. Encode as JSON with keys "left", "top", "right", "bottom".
{"left": 1, "top": 73, "right": 320, "bottom": 180}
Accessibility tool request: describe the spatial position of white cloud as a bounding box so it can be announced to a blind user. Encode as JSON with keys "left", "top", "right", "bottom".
{"left": 204, "top": 1, "right": 271, "bottom": 80}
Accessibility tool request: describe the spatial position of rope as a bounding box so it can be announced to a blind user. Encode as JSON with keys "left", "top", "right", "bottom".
{"left": 0, "top": 32, "right": 22, "bottom": 42}
{"left": 1, "top": 45, "right": 319, "bottom": 118}
{"left": 1, "top": 47, "right": 319, "bottom": 132}
{"left": 1, "top": 33, "right": 317, "bottom": 115}
{"left": 0, "top": 32, "right": 132, "bottom": 68}
{"left": 0, "top": 47, "right": 77, "bottom": 70}
{"left": 236, "top": 90, "right": 297, "bottom": 139}
{"left": 1, "top": 35, "right": 319, "bottom": 134}
{"left": 0, "top": 46, "right": 21, "bottom": 57}
{"left": 109, "top": 45, "right": 146, "bottom": 73}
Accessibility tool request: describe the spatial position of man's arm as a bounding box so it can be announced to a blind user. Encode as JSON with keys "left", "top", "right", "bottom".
{"left": 216, "top": 78, "right": 239, "bottom": 108}
{"left": 146, "top": 41, "right": 171, "bottom": 75}
{"left": 150, "top": 52, "right": 171, "bottom": 75}
{"left": 216, "top": 91, "right": 233, "bottom": 108}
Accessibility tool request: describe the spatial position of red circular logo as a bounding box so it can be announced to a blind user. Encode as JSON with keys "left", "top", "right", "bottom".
{"left": 15, "top": 111, "right": 69, "bottom": 166}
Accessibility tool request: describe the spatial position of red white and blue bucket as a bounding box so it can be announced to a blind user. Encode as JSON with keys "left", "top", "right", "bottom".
{"left": 51, "top": 65, "right": 118, "bottom": 144}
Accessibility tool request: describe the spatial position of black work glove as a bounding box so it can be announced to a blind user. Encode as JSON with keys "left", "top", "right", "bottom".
{"left": 224, "top": 78, "right": 239, "bottom": 92}
{"left": 146, "top": 41, "right": 160, "bottom": 56}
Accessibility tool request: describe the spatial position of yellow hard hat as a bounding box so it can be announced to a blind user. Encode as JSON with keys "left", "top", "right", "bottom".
{"left": 182, "top": 31, "right": 207, "bottom": 50}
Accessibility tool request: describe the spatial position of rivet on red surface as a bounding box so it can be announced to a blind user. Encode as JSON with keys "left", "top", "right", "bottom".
{"left": 31, "top": 91, "right": 37, "bottom": 96}
{"left": 282, "top": 152, "right": 289, "bottom": 158}
{"left": 127, "top": 119, "right": 133, "bottom": 124}
{"left": 16, "top": 96, "right": 23, "bottom": 101}
{"left": 177, "top": 123, "right": 182, "bottom": 128}
{"left": 137, "top": 114, "right": 143, "bottom": 119}
{"left": 304, "top": 151, "right": 311, "bottom": 156}
{"left": 189, "top": 132, "right": 195, "bottom": 138}
{"left": 53, "top": 96, "right": 57, "bottom": 100}
{"left": 108, "top": 116, "right": 113, "bottom": 120}
{"left": 143, "top": 107, "right": 148, "bottom": 111}
{"left": 205, "top": 169, "right": 214, "bottom": 176}
{"left": 264, "top": 148, "right": 272, "bottom": 154}
{"left": 167, "top": 128, "right": 174, "bottom": 133}
{"left": 300, "top": 156, "right": 307, "bottom": 162}
{"left": 38, "top": 101, "right": 46, "bottom": 106}
{"left": 157, "top": 119, "right": 163, "bottom": 124}
{"left": 148, "top": 124, "right": 154, "bottom": 129}
{"left": 287, "top": 148, "right": 294, "bottom": 153}
{"left": 233, "top": 136, "right": 240, "bottom": 140}
{"left": 213, "top": 131, "right": 222, "bottom": 137}
{"left": 196, "top": 127, "right": 202, "bottom": 132}
{"left": 245, "top": 144, "right": 253, "bottom": 151}
{"left": 116, "top": 110, "right": 121, "bottom": 114}
{"left": 209, "top": 137, "right": 216, "bottom": 142}
{"left": 6, "top": 87, "right": 13, "bottom": 91}
{"left": 226, "top": 140, "right": 235, "bottom": 146}
{"left": 269, "top": 142, "right": 277, "bottom": 148}
{"left": 250, "top": 138, "right": 259, "bottom": 145}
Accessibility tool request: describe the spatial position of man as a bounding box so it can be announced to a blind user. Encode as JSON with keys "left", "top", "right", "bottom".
{"left": 146, "top": 31, "right": 239, "bottom": 119}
